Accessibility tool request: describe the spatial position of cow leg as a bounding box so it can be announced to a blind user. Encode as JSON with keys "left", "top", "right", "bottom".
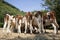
{"left": 18, "top": 20, "right": 21, "bottom": 33}
{"left": 3, "top": 21, "right": 7, "bottom": 32}
{"left": 10, "top": 25, "right": 13, "bottom": 32}
{"left": 53, "top": 19, "right": 59, "bottom": 34}
{"left": 30, "top": 24, "right": 33, "bottom": 33}
{"left": 38, "top": 23, "right": 41, "bottom": 34}
{"left": 18, "top": 25, "right": 21, "bottom": 33}
{"left": 41, "top": 17, "right": 44, "bottom": 33}
{"left": 54, "top": 19, "right": 59, "bottom": 28}
{"left": 41, "top": 23, "right": 45, "bottom": 33}
{"left": 35, "top": 27, "right": 38, "bottom": 33}
{"left": 51, "top": 23, "right": 57, "bottom": 34}
{"left": 24, "top": 21, "right": 27, "bottom": 33}
{"left": 15, "top": 18, "right": 18, "bottom": 29}
{"left": 30, "top": 20, "right": 33, "bottom": 33}
{"left": 41, "top": 20, "right": 45, "bottom": 33}
{"left": 7, "top": 20, "right": 11, "bottom": 33}
{"left": 44, "top": 25, "right": 47, "bottom": 33}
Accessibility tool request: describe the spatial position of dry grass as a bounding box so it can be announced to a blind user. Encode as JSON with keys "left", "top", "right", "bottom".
{"left": 0, "top": 28, "right": 60, "bottom": 40}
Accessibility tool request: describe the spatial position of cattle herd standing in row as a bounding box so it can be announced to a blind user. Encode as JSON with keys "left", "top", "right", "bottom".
{"left": 3, "top": 11, "right": 59, "bottom": 34}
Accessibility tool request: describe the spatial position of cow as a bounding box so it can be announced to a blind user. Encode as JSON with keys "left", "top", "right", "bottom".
{"left": 32, "top": 11, "right": 44, "bottom": 33}
{"left": 43, "top": 11, "right": 59, "bottom": 34}
{"left": 23, "top": 12, "right": 33, "bottom": 33}
{"left": 3, "top": 14, "right": 24, "bottom": 33}
{"left": 15, "top": 14, "right": 23, "bottom": 33}
{"left": 3, "top": 14, "right": 14, "bottom": 33}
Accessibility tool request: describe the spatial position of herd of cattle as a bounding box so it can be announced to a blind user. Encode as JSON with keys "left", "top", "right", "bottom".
{"left": 3, "top": 11, "right": 59, "bottom": 34}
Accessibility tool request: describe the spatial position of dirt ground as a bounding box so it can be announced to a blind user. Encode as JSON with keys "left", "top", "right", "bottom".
{"left": 0, "top": 28, "right": 60, "bottom": 40}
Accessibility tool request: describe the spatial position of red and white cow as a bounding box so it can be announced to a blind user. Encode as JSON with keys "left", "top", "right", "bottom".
{"left": 23, "top": 12, "right": 33, "bottom": 33}
{"left": 15, "top": 14, "right": 23, "bottom": 33}
{"left": 3, "top": 14, "right": 14, "bottom": 33}
{"left": 3, "top": 14, "right": 23, "bottom": 33}
{"left": 43, "top": 11, "right": 59, "bottom": 34}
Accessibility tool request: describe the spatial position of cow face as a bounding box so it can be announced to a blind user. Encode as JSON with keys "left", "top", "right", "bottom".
{"left": 34, "top": 11, "right": 42, "bottom": 17}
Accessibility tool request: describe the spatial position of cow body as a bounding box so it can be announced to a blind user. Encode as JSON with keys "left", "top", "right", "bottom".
{"left": 14, "top": 14, "right": 23, "bottom": 33}
{"left": 3, "top": 14, "right": 14, "bottom": 33}
{"left": 32, "top": 11, "right": 44, "bottom": 33}
{"left": 3, "top": 14, "right": 23, "bottom": 33}
{"left": 23, "top": 12, "right": 33, "bottom": 33}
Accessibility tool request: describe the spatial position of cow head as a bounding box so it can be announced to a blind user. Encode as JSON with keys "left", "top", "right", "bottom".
{"left": 34, "top": 11, "right": 42, "bottom": 17}
{"left": 25, "top": 12, "right": 33, "bottom": 20}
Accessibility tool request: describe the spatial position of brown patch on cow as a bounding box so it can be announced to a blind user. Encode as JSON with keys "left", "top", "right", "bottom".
{"left": 15, "top": 14, "right": 23, "bottom": 26}
{"left": 11, "top": 16, "right": 16, "bottom": 27}
{"left": 43, "top": 14, "right": 47, "bottom": 20}
{"left": 16, "top": 14, "right": 23, "bottom": 22}
{"left": 11, "top": 20, "right": 16, "bottom": 28}
{"left": 16, "top": 14, "right": 23, "bottom": 19}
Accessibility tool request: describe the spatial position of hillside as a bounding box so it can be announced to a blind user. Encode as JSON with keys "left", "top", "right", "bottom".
{"left": 0, "top": 0, "right": 25, "bottom": 27}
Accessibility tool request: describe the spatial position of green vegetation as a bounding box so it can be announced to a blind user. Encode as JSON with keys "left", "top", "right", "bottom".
{"left": 0, "top": 0, "right": 25, "bottom": 27}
